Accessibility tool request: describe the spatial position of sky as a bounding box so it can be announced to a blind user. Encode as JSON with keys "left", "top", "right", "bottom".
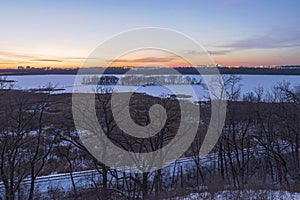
{"left": 0, "top": 0, "right": 300, "bottom": 68}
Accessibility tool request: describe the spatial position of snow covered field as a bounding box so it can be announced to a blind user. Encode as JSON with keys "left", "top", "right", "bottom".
{"left": 173, "top": 190, "right": 300, "bottom": 200}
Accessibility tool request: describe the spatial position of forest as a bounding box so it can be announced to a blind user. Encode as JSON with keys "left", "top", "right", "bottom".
{"left": 0, "top": 75, "right": 299, "bottom": 199}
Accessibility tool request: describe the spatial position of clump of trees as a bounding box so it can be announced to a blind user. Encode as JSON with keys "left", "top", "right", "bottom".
{"left": 81, "top": 75, "right": 202, "bottom": 86}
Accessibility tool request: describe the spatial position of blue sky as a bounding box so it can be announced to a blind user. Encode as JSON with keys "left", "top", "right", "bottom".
{"left": 0, "top": 0, "right": 299, "bottom": 67}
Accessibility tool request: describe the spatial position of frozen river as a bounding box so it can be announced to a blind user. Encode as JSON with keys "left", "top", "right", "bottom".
{"left": 5, "top": 74, "right": 300, "bottom": 101}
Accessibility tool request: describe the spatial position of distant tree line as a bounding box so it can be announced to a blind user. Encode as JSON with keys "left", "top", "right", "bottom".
{"left": 2, "top": 66, "right": 300, "bottom": 76}
{"left": 81, "top": 75, "right": 202, "bottom": 86}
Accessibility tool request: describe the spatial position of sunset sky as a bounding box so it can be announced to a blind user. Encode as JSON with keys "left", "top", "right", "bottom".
{"left": 0, "top": 0, "right": 300, "bottom": 68}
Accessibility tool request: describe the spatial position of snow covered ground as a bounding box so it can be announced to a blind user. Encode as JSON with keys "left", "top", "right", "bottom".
{"left": 0, "top": 152, "right": 218, "bottom": 196}
{"left": 5, "top": 74, "right": 300, "bottom": 99}
{"left": 173, "top": 190, "right": 300, "bottom": 200}
{"left": 0, "top": 141, "right": 290, "bottom": 197}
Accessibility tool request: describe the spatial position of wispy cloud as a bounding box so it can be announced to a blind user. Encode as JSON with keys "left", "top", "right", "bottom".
{"left": 183, "top": 30, "right": 300, "bottom": 58}
{"left": 31, "top": 59, "right": 63, "bottom": 62}
{"left": 196, "top": 31, "right": 300, "bottom": 58}
{"left": 184, "top": 49, "right": 233, "bottom": 56}
{"left": 0, "top": 50, "right": 93, "bottom": 64}
{"left": 0, "top": 50, "right": 36, "bottom": 59}
{"left": 183, "top": 50, "right": 207, "bottom": 56}
{"left": 107, "top": 57, "right": 176, "bottom": 63}
{"left": 209, "top": 50, "right": 234, "bottom": 55}
{"left": 63, "top": 56, "right": 97, "bottom": 60}
{"left": 220, "top": 36, "right": 300, "bottom": 49}
{"left": 0, "top": 62, "right": 20, "bottom": 65}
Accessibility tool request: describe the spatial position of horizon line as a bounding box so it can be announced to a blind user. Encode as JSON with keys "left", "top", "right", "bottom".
{"left": 1, "top": 65, "right": 300, "bottom": 70}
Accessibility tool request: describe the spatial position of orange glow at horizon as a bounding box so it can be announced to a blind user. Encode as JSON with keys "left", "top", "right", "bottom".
{"left": 1, "top": 48, "right": 300, "bottom": 69}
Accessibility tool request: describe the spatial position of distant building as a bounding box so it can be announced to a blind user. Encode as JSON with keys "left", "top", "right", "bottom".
{"left": 26, "top": 66, "right": 31, "bottom": 70}
{"left": 18, "top": 66, "right": 24, "bottom": 70}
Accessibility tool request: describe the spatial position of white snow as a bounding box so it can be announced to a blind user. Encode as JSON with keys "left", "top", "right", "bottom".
{"left": 173, "top": 190, "right": 300, "bottom": 200}
{"left": 5, "top": 74, "right": 300, "bottom": 101}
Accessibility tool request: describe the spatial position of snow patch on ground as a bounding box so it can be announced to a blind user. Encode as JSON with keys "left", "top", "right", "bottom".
{"left": 174, "top": 190, "right": 300, "bottom": 200}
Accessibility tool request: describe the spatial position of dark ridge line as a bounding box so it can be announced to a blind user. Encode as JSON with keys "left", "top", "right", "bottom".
{"left": 1, "top": 66, "right": 300, "bottom": 76}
